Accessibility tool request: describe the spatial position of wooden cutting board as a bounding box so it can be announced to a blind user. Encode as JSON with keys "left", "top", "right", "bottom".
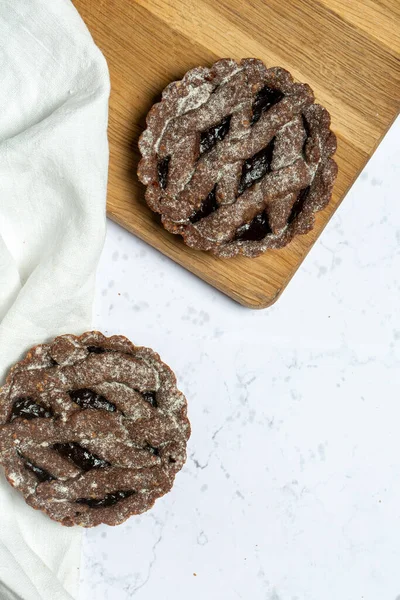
{"left": 73, "top": 0, "right": 400, "bottom": 308}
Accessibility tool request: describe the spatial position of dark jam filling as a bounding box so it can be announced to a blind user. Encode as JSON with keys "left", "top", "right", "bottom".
{"left": 251, "top": 85, "right": 284, "bottom": 125}
{"left": 235, "top": 212, "right": 272, "bottom": 242}
{"left": 68, "top": 389, "right": 116, "bottom": 412}
{"left": 301, "top": 114, "right": 311, "bottom": 157}
{"left": 53, "top": 442, "right": 111, "bottom": 471}
{"left": 141, "top": 391, "right": 158, "bottom": 408}
{"left": 25, "top": 459, "right": 55, "bottom": 483}
{"left": 189, "top": 185, "right": 219, "bottom": 224}
{"left": 87, "top": 346, "right": 106, "bottom": 354}
{"left": 288, "top": 186, "right": 311, "bottom": 225}
{"left": 146, "top": 443, "right": 160, "bottom": 456}
{"left": 17, "top": 451, "right": 55, "bottom": 483}
{"left": 238, "top": 138, "right": 275, "bottom": 195}
{"left": 200, "top": 115, "right": 231, "bottom": 154}
{"left": 10, "top": 397, "right": 53, "bottom": 422}
{"left": 157, "top": 156, "right": 170, "bottom": 189}
{"left": 76, "top": 490, "right": 135, "bottom": 508}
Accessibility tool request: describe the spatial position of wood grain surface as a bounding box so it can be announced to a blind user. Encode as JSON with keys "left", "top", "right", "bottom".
{"left": 73, "top": 0, "right": 400, "bottom": 308}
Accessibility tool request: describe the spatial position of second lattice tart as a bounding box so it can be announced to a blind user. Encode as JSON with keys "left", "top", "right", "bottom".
{"left": 138, "top": 58, "right": 337, "bottom": 258}
{"left": 0, "top": 332, "right": 190, "bottom": 527}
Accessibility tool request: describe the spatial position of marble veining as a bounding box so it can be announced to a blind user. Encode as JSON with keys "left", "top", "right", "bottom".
{"left": 79, "top": 118, "right": 400, "bottom": 600}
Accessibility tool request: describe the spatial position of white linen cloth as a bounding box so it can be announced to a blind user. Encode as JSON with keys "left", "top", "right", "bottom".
{"left": 0, "top": 0, "right": 110, "bottom": 598}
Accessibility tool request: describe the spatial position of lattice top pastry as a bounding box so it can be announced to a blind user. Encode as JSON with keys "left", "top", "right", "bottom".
{"left": 0, "top": 332, "right": 190, "bottom": 527}
{"left": 138, "top": 58, "right": 337, "bottom": 258}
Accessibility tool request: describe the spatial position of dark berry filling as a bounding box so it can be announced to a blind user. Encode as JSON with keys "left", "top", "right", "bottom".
{"left": 146, "top": 443, "right": 160, "bottom": 456}
{"left": 10, "top": 398, "right": 53, "bottom": 422}
{"left": 190, "top": 185, "right": 219, "bottom": 224}
{"left": 251, "top": 86, "right": 284, "bottom": 125}
{"left": 141, "top": 391, "right": 157, "bottom": 408}
{"left": 288, "top": 186, "right": 311, "bottom": 224}
{"left": 235, "top": 212, "right": 272, "bottom": 241}
{"left": 157, "top": 156, "right": 170, "bottom": 189}
{"left": 301, "top": 114, "right": 311, "bottom": 157}
{"left": 87, "top": 346, "right": 106, "bottom": 354}
{"left": 238, "top": 138, "right": 275, "bottom": 195}
{"left": 25, "top": 460, "right": 55, "bottom": 483}
{"left": 17, "top": 451, "right": 55, "bottom": 483}
{"left": 53, "top": 442, "right": 110, "bottom": 471}
{"left": 68, "top": 389, "right": 116, "bottom": 412}
{"left": 75, "top": 490, "right": 135, "bottom": 508}
{"left": 200, "top": 115, "right": 231, "bottom": 154}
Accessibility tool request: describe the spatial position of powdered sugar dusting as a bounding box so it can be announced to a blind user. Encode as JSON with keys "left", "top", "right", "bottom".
{"left": 0, "top": 331, "right": 190, "bottom": 527}
{"left": 138, "top": 58, "right": 338, "bottom": 258}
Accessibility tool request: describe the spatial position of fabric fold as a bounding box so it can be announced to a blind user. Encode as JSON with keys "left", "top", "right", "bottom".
{"left": 0, "top": 1, "right": 110, "bottom": 598}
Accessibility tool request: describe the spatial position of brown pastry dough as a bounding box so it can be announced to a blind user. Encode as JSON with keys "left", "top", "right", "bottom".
{"left": 0, "top": 332, "right": 190, "bottom": 527}
{"left": 138, "top": 58, "right": 337, "bottom": 258}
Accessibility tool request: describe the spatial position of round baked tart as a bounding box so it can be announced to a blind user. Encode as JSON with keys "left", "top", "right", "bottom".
{"left": 0, "top": 332, "right": 190, "bottom": 527}
{"left": 138, "top": 58, "right": 337, "bottom": 258}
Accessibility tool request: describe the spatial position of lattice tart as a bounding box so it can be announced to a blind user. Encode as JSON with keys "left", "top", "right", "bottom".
{"left": 138, "top": 58, "right": 337, "bottom": 258}
{"left": 0, "top": 332, "right": 190, "bottom": 527}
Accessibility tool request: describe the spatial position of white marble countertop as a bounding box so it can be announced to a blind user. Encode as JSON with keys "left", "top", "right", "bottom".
{"left": 79, "top": 117, "right": 400, "bottom": 600}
